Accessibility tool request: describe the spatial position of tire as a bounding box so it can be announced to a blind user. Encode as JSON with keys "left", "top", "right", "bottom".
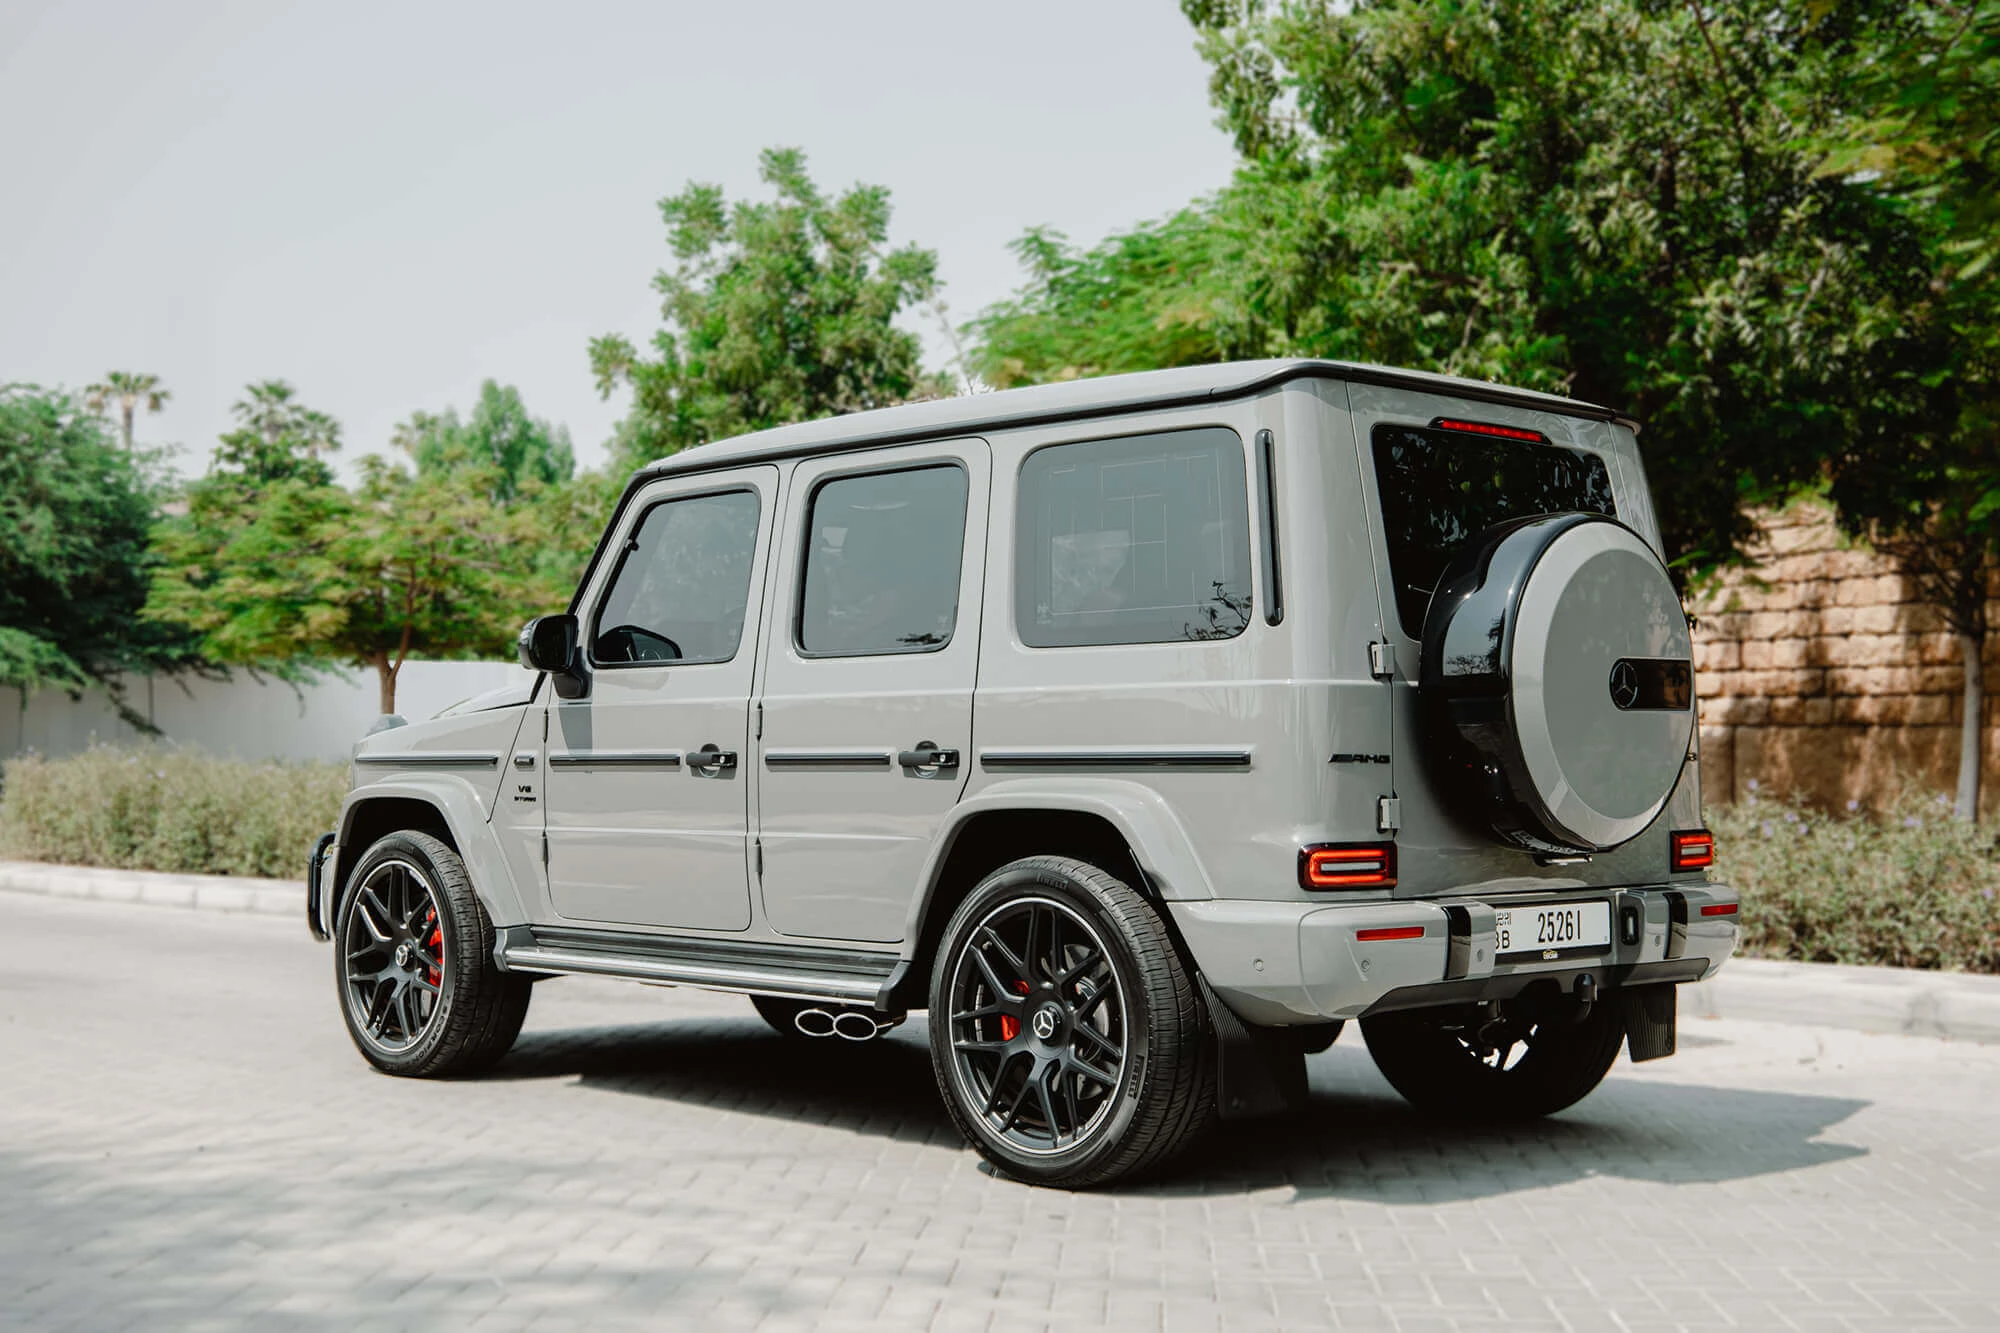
{"left": 928, "top": 856, "right": 1215, "bottom": 1189}
{"left": 1360, "top": 997, "right": 1624, "bottom": 1120}
{"left": 334, "top": 830, "right": 531, "bottom": 1078}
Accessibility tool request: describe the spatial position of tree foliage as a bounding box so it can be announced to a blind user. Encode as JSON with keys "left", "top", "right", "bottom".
{"left": 590, "top": 147, "right": 943, "bottom": 472}
{"left": 971, "top": 0, "right": 1934, "bottom": 577}
{"left": 146, "top": 384, "right": 546, "bottom": 714}
{"left": 393, "top": 379, "right": 576, "bottom": 501}
{"left": 0, "top": 385, "right": 204, "bottom": 712}
{"left": 82, "top": 371, "right": 170, "bottom": 453}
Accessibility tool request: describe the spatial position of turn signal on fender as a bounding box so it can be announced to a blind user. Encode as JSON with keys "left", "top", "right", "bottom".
{"left": 1670, "top": 829, "right": 1715, "bottom": 872}
{"left": 1300, "top": 843, "right": 1397, "bottom": 889}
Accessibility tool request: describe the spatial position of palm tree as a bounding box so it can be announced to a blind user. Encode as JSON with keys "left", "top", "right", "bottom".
{"left": 83, "top": 371, "right": 171, "bottom": 451}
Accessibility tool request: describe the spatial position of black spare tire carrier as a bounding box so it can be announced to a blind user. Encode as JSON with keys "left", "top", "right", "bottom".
{"left": 1418, "top": 512, "right": 1695, "bottom": 856}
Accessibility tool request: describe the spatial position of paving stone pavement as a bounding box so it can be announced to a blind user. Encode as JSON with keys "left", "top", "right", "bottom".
{"left": 3, "top": 893, "right": 1997, "bottom": 1332}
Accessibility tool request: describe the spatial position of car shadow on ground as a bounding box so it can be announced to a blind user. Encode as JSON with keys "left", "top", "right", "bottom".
{"left": 494, "top": 1017, "right": 1871, "bottom": 1199}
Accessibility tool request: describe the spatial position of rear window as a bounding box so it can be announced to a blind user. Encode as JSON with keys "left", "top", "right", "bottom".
{"left": 1015, "top": 427, "right": 1251, "bottom": 647}
{"left": 1371, "top": 424, "right": 1615, "bottom": 635}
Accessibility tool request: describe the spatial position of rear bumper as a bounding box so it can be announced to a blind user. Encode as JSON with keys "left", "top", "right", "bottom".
{"left": 1169, "top": 882, "right": 1738, "bottom": 1026}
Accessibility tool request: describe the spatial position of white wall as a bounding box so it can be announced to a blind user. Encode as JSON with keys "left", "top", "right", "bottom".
{"left": 1, "top": 661, "right": 534, "bottom": 763}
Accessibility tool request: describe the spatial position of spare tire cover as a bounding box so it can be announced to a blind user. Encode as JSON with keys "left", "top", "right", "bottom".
{"left": 1419, "top": 513, "right": 1693, "bottom": 854}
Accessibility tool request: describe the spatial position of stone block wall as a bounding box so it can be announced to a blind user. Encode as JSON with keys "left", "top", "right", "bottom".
{"left": 1690, "top": 500, "right": 1995, "bottom": 813}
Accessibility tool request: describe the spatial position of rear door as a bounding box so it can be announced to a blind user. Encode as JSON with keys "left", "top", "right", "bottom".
{"left": 755, "top": 439, "right": 989, "bottom": 943}
{"left": 1344, "top": 383, "right": 1641, "bottom": 896}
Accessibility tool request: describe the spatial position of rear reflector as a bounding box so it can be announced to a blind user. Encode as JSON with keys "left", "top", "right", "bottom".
{"left": 1431, "top": 416, "right": 1547, "bottom": 444}
{"left": 1700, "top": 903, "right": 1738, "bottom": 917}
{"left": 1300, "top": 842, "right": 1398, "bottom": 889}
{"left": 1355, "top": 926, "right": 1426, "bottom": 942}
{"left": 1670, "top": 829, "right": 1715, "bottom": 872}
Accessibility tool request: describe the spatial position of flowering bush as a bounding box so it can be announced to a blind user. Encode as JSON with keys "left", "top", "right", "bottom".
{"left": 0, "top": 745, "right": 345, "bottom": 879}
{"left": 1711, "top": 785, "right": 2000, "bottom": 974}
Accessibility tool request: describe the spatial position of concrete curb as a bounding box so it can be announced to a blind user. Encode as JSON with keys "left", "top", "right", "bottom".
{"left": 1687, "top": 955, "right": 2000, "bottom": 1046}
{"left": 5, "top": 860, "right": 1998, "bottom": 1044}
{"left": 0, "top": 859, "right": 301, "bottom": 919}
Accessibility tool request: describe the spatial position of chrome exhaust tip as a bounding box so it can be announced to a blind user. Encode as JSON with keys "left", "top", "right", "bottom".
{"left": 794, "top": 1008, "right": 836, "bottom": 1038}
{"left": 832, "top": 1010, "right": 886, "bottom": 1041}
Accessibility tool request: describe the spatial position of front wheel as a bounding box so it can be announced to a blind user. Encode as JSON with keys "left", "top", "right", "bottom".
{"left": 1359, "top": 995, "right": 1624, "bottom": 1120}
{"left": 334, "top": 830, "right": 531, "bottom": 1077}
{"left": 928, "top": 856, "right": 1214, "bottom": 1189}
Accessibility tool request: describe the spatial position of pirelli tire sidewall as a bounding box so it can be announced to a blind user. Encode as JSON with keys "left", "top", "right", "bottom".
{"left": 1419, "top": 513, "right": 1695, "bottom": 855}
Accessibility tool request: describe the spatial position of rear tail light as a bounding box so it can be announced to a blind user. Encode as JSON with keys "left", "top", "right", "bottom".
{"left": 1300, "top": 843, "right": 1397, "bottom": 889}
{"left": 1700, "top": 902, "right": 1738, "bottom": 917}
{"left": 1670, "top": 829, "right": 1714, "bottom": 872}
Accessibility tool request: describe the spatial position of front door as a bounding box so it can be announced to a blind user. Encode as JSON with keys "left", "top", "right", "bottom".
{"left": 756, "top": 439, "right": 989, "bottom": 942}
{"left": 543, "top": 465, "right": 779, "bottom": 931}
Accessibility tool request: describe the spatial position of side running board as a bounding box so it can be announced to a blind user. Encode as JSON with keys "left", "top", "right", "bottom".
{"left": 494, "top": 924, "right": 904, "bottom": 1010}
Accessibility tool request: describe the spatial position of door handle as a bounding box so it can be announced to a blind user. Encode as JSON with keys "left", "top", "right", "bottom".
{"left": 690, "top": 744, "right": 738, "bottom": 774}
{"left": 897, "top": 742, "right": 960, "bottom": 771}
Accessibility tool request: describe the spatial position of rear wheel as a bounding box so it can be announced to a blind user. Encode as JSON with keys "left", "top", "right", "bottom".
{"left": 335, "top": 830, "right": 531, "bottom": 1077}
{"left": 1360, "top": 996, "right": 1623, "bottom": 1119}
{"left": 928, "top": 856, "right": 1214, "bottom": 1188}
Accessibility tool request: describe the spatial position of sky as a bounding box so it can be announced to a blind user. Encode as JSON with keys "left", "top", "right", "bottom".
{"left": 0, "top": 1, "right": 1239, "bottom": 477}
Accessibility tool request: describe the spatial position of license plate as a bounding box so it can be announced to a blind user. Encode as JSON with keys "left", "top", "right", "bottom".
{"left": 1494, "top": 902, "right": 1611, "bottom": 959}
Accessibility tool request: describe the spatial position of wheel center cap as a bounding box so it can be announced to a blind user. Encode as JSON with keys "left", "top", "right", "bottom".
{"left": 394, "top": 940, "right": 415, "bottom": 969}
{"left": 1031, "top": 1003, "right": 1063, "bottom": 1042}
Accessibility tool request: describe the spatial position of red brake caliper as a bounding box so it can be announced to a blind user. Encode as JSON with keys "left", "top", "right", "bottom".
{"left": 424, "top": 909, "right": 442, "bottom": 985}
{"left": 998, "top": 979, "right": 1030, "bottom": 1040}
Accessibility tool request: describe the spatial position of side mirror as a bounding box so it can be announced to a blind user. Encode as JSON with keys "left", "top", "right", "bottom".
{"left": 518, "top": 614, "right": 588, "bottom": 699}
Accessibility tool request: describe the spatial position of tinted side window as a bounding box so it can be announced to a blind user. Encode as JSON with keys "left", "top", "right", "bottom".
{"left": 593, "top": 489, "right": 761, "bottom": 665}
{"left": 1015, "top": 427, "right": 1251, "bottom": 647}
{"left": 799, "top": 465, "right": 969, "bottom": 657}
{"left": 1371, "top": 424, "right": 1616, "bottom": 635}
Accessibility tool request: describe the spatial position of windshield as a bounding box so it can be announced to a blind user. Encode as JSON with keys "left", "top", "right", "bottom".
{"left": 1371, "top": 423, "right": 1616, "bottom": 635}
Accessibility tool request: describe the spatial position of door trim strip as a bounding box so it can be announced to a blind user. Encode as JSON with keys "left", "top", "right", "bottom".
{"left": 763, "top": 749, "right": 896, "bottom": 769}
{"left": 546, "top": 751, "right": 684, "bottom": 768}
{"left": 978, "top": 747, "right": 1254, "bottom": 771}
{"left": 352, "top": 752, "right": 500, "bottom": 768}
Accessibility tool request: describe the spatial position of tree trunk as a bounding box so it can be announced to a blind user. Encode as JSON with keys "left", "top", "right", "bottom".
{"left": 1957, "top": 629, "right": 1984, "bottom": 822}
{"left": 376, "top": 659, "right": 400, "bottom": 716}
{"left": 120, "top": 402, "right": 135, "bottom": 452}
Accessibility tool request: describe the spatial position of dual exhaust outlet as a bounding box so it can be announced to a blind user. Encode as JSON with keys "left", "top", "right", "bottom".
{"left": 793, "top": 1006, "right": 900, "bottom": 1041}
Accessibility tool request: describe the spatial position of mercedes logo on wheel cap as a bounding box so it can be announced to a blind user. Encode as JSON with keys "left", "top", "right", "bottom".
{"left": 1031, "top": 1005, "right": 1061, "bottom": 1041}
{"left": 1608, "top": 659, "right": 1641, "bottom": 711}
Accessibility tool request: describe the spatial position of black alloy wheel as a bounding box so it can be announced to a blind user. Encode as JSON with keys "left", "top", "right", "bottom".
{"left": 341, "top": 856, "right": 445, "bottom": 1053}
{"left": 945, "top": 893, "right": 1129, "bottom": 1155}
{"left": 334, "top": 830, "right": 532, "bottom": 1077}
{"left": 929, "top": 856, "right": 1214, "bottom": 1188}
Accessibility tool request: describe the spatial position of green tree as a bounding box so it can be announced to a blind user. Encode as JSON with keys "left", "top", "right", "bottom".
{"left": 212, "top": 379, "right": 340, "bottom": 485}
{"left": 1818, "top": 0, "right": 2000, "bottom": 820}
{"left": 590, "top": 147, "right": 944, "bottom": 472}
{"left": 973, "top": 0, "right": 1930, "bottom": 576}
{"left": 147, "top": 387, "right": 531, "bottom": 714}
{"left": 393, "top": 380, "right": 576, "bottom": 501}
{"left": 82, "top": 371, "right": 171, "bottom": 452}
{"left": 0, "top": 385, "right": 205, "bottom": 716}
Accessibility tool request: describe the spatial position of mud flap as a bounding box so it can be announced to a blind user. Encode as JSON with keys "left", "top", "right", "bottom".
{"left": 1623, "top": 983, "right": 1677, "bottom": 1062}
{"left": 1198, "top": 975, "right": 1308, "bottom": 1119}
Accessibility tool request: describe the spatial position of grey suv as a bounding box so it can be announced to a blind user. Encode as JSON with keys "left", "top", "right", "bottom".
{"left": 307, "top": 359, "right": 1735, "bottom": 1188}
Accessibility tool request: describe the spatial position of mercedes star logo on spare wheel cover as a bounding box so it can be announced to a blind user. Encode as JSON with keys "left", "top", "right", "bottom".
{"left": 1608, "top": 659, "right": 1641, "bottom": 711}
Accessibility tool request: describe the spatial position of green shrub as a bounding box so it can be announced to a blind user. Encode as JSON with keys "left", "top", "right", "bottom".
{"left": 1712, "top": 786, "right": 2000, "bottom": 974}
{"left": 0, "top": 745, "right": 346, "bottom": 879}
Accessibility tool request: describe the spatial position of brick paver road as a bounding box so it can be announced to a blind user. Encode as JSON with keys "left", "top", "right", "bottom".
{"left": 3, "top": 892, "right": 1997, "bottom": 1332}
